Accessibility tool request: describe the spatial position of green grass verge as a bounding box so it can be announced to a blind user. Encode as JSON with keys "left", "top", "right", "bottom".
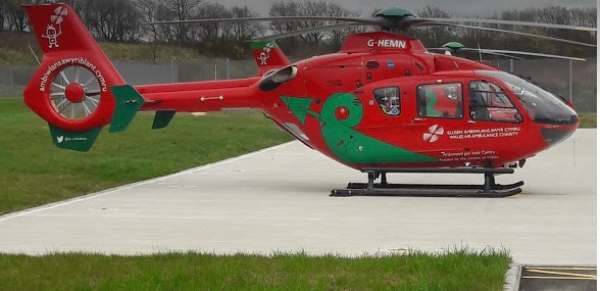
{"left": 579, "top": 112, "right": 596, "bottom": 128}
{"left": 0, "top": 250, "right": 510, "bottom": 291}
{"left": 0, "top": 99, "right": 291, "bottom": 215}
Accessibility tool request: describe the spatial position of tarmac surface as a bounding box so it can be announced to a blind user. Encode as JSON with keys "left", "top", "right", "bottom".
{"left": 0, "top": 130, "right": 596, "bottom": 265}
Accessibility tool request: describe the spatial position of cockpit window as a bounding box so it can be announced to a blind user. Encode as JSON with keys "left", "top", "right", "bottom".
{"left": 373, "top": 87, "right": 401, "bottom": 116}
{"left": 469, "top": 80, "right": 522, "bottom": 123}
{"left": 417, "top": 83, "right": 463, "bottom": 119}
{"left": 476, "top": 70, "right": 577, "bottom": 124}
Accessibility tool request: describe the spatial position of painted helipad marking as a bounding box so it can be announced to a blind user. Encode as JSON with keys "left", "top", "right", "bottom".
{"left": 0, "top": 141, "right": 295, "bottom": 223}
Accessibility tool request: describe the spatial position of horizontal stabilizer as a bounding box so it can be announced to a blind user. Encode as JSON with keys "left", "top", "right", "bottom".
{"left": 153, "top": 110, "right": 176, "bottom": 129}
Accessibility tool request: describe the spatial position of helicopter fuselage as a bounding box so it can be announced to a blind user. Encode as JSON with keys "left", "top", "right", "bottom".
{"left": 250, "top": 32, "right": 579, "bottom": 169}
{"left": 20, "top": 3, "right": 581, "bottom": 173}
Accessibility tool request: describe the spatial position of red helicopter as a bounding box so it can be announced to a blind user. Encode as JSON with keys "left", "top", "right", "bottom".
{"left": 22, "top": 4, "right": 595, "bottom": 197}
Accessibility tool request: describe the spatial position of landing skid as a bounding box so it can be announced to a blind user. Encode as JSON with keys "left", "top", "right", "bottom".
{"left": 331, "top": 167, "right": 523, "bottom": 198}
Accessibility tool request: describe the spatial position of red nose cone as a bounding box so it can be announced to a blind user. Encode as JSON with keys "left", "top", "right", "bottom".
{"left": 65, "top": 83, "right": 85, "bottom": 103}
{"left": 335, "top": 106, "right": 349, "bottom": 120}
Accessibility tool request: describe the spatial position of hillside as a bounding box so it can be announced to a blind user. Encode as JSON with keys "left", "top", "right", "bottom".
{"left": 0, "top": 32, "right": 202, "bottom": 65}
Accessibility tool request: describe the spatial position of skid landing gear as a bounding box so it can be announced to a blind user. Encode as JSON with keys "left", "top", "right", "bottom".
{"left": 330, "top": 167, "right": 523, "bottom": 198}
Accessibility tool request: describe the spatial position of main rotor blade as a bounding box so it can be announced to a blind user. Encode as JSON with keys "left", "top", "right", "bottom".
{"left": 150, "top": 16, "right": 380, "bottom": 26}
{"left": 421, "top": 17, "right": 597, "bottom": 32}
{"left": 152, "top": 16, "right": 598, "bottom": 32}
{"left": 418, "top": 22, "right": 597, "bottom": 47}
{"left": 151, "top": 15, "right": 596, "bottom": 48}
{"left": 253, "top": 23, "right": 362, "bottom": 41}
{"left": 428, "top": 48, "right": 521, "bottom": 59}
{"left": 462, "top": 48, "right": 587, "bottom": 61}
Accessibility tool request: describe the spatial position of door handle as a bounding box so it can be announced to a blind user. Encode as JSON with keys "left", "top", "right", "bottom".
{"left": 409, "top": 118, "right": 426, "bottom": 127}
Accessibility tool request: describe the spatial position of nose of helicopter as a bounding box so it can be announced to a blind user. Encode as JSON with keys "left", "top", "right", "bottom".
{"left": 538, "top": 109, "right": 579, "bottom": 148}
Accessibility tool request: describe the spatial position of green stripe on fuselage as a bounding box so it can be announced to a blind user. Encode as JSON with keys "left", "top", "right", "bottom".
{"left": 280, "top": 93, "right": 436, "bottom": 164}
{"left": 319, "top": 93, "right": 435, "bottom": 164}
{"left": 280, "top": 96, "right": 313, "bottom": 124}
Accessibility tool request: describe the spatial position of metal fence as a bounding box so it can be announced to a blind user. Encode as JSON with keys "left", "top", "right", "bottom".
{"left": 1, "top": 57, "right": 596, "bottom": 112}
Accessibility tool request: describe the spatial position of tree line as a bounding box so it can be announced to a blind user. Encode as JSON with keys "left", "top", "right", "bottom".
{"left": 0, "top": 0, "right": 596, "bottom": 59}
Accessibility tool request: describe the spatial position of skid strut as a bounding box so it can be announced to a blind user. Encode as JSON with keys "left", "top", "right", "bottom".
{"left": 331, "top": 167, "right": 523, "bottom": 198}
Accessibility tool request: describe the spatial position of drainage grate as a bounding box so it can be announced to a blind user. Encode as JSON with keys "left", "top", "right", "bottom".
{"left": 519, "top": 266, "right": 596, "bottom": 291}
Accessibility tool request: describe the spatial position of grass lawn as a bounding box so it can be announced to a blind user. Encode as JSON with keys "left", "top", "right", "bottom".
{"left": 0, "top": 98, "right": 291, "bottom": 215}
{"left": 0, "top": 250, "right": 510, "bottom": 291}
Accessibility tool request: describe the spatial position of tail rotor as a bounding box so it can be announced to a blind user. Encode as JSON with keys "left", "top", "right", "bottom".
{"left": 49, "top": 65, "right": 102, "bottom": 121}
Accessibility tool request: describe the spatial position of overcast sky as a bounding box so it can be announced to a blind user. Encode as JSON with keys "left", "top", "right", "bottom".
{"left": 213, "top": 0, "right": 596, "bottom": 16}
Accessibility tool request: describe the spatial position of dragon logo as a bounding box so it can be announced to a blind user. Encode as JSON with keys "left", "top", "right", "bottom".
{"left": 423, "top": 124, "right": 444, "bottom": 143}
{"left": 257, "top": 42, "right": 275, "bottom": 66}
{"left": 42, "top": 6, "right": 68, "bottom": 49}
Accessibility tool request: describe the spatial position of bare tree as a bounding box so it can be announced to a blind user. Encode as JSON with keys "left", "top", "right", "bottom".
{"left": 326, "top": 3, "right": 360, "bottom": 46}
{"left": 80, "top": 0, "right": 141, "bottom": 41}
{"left": 0, "top": 1, "right": 6, "bottom": 31}
{"left": 230, "top": 6, "right": 263, "bottom": 41}
{"left": 5, "top": 0, "right": 27, "bottom": 32}
{"left": 163, "top": 0, "right": 204, "bottom": 43}
{"left": 269, "top": 1, "right": 302, "bottom": 46}
{"left": 193, "top": 3, "right": 232, "bottom": 42}
{"left": 135, "top": 0, "right": 160, "bottom": 41}
{"left": 269, "top": 1, "right": 358, "bottom": 45}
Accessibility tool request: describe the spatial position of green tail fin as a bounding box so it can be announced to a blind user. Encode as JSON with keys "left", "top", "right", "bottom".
{"left": 109, "top": 85, "right": 144, "bottom": 133}
{"left": 49, "top": 125, "right": 102, "bottom": 152}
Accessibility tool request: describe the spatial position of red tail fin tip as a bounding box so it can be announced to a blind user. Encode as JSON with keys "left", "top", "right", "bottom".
{"left": 250, "top": 40, "right": 290, "bottom": 75}
{"left": 23, "top": 3, "right": 124, "bottom": 133}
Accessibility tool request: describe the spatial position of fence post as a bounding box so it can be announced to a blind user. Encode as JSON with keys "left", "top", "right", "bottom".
{"left": 8, "top": 67, "right": 14, "bottom": 88}
{"left": 170, "top": 58, "right": 177, "bottom": 82}
{"left": 568, "top": 59, "right": 573, "bottom": 105}
{"left": 226, "top": 58, "right": 230, "bottom": 79}
{"left": 509, "top": 59, "right": 514, "bottom": 73}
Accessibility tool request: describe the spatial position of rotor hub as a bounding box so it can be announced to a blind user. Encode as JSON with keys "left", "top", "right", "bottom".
{"left": 65, "top": 83, "right": 85, "bottom": 103}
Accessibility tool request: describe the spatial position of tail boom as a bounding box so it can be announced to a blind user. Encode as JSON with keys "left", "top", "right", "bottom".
{"left": 136, "top": 81, "right": 263, "bottom": 112}
{"left": 22, "top": 3, "right": 270, "bottom": 151}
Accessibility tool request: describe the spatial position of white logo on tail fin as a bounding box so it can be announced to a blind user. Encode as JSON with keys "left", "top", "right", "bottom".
{"left": 42, "top": 6, "right": 68, "bottom": 49}
{"left": 57, "top": 136, "right": 64, "bottom": 143}
{"left": 257, "top": 42, "right": 275, "bottom": 66}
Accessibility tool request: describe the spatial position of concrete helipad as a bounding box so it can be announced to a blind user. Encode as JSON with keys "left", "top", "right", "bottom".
{"left": 0, "top": 130, "right": 595, "bottom": 265}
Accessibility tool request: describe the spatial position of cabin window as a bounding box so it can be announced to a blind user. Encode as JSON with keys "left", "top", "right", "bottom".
{"left": 469, "top": 80, "right": 522, "bottom": 123}
{"left": 417, "top": 83, "right": 463, "bottom": 119}
{"left": 373, "top": 87, "right": 401, "bottom": 116}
